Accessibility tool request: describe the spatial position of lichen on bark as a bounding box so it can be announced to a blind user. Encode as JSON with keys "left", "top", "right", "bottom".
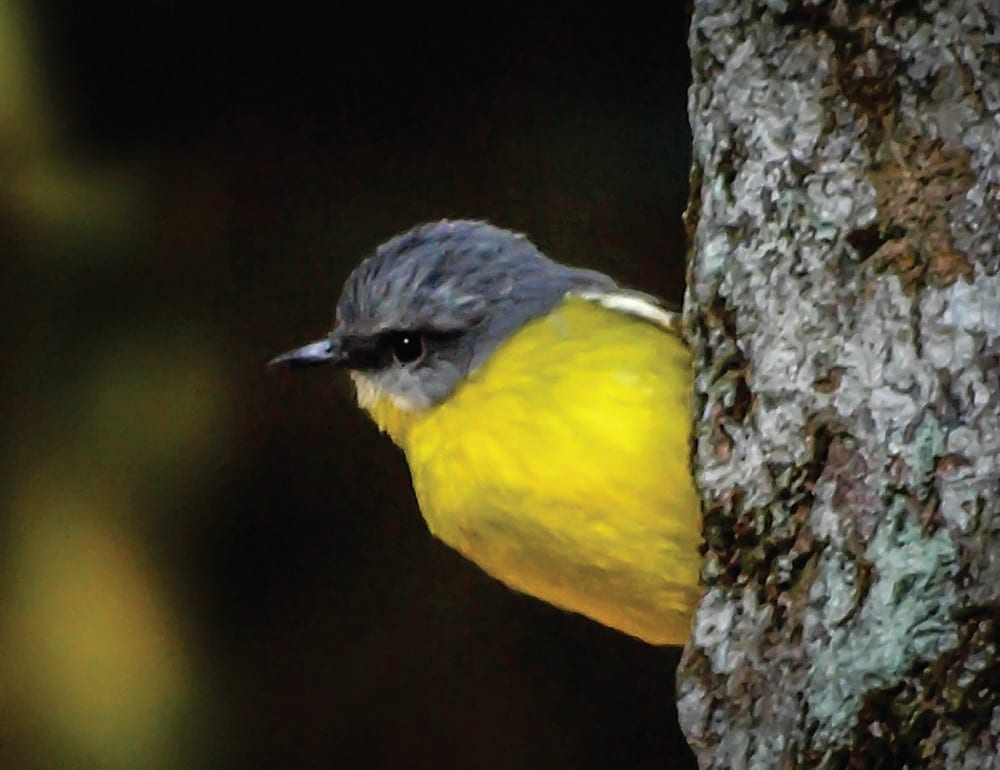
{"left": 680, "top": 1, "right": 999, "bottom": 768}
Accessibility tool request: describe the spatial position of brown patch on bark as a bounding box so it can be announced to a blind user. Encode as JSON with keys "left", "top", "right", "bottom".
{"left": 777, "top": 1, "right": 906, "bottom": 147}
{"left": 684, "top": 158, "right": 704, "bottom": 266}
{"left": 867, "top": 131, "right": 976, "bottom": 292}
{"left": 934, "top": 453, "right": 972, "bottom": 477}
{"left": 814, "top": 366, "right": 846, "bottom": 394}
{"left": 778, "top": 3, "right": 978, "bottom": 293}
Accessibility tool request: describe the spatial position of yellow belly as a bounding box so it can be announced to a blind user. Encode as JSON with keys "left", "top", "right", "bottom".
{"left": 366, "top": 297, "right": 702, "bottom": 645}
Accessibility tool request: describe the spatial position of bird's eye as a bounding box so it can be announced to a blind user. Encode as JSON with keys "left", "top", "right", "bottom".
{"left": 388, "top": 332, "right": 424, "bottom": 364}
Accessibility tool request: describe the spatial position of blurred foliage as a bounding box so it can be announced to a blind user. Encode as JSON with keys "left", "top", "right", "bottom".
{"left": 1, "top": 3, "right": 229, "bottom": 768}
{"left": 0, "top": 3, "right": 695, "bottom": 769}
{"left": 0, "top": 2, "right": 143, "bottom": 257}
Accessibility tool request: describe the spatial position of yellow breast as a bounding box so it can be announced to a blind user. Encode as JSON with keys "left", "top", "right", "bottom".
{"left": 363, "top": 297, "right": 702, "bottom": 645}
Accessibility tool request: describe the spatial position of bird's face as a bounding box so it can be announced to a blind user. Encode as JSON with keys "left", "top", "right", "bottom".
{"left": 270, "top": 220, "right": 617, "bottom": 415}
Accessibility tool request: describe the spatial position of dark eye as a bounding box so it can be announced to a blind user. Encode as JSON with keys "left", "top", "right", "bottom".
{"left": 388, "top": 332, "right": 424, "bottom": 364}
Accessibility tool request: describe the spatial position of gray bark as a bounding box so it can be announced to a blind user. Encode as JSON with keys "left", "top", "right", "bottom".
{"left": 680, "top": 2, "right": 999, "bottom": 768}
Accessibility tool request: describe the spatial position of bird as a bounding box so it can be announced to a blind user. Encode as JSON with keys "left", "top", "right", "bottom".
{"left": 270, "top": 220, "right": 701, "bottom": 645}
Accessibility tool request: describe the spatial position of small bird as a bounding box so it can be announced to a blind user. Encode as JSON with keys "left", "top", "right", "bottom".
{"left": 271, "top": 220, "right": 701, "bottom": 645}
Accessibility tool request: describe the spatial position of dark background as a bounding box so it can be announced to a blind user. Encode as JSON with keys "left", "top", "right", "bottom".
{"left": 1, "top": 5, "right": 695, "bottom": 769}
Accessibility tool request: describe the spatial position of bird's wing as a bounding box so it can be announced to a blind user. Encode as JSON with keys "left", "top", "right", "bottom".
{"left": 570, "top": 289, "right": 683, "bottom": 334}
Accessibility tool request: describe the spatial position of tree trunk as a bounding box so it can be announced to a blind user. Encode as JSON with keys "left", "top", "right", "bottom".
{"left": 680, "top": 2, "right": 999, "bottom": 768}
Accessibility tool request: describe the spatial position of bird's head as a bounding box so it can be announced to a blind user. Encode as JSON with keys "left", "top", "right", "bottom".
{"left": 270, "top": 220, "right": 616, "bottom": 427}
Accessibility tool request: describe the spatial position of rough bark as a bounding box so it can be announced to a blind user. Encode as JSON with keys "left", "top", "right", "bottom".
{"left": 680, "top": 2, "right": 999, "bottom": 768}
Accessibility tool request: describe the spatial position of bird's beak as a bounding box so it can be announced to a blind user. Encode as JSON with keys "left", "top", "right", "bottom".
{"left": 268, "top": 337, "right": 344, "bottom": 369}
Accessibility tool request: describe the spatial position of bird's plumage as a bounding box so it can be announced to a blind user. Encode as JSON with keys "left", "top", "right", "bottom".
{"left": 389, "top": 296, "right": 700, "bottom": 644}
{"left": 273, "top": 220, "right": 702, "bottom": 645}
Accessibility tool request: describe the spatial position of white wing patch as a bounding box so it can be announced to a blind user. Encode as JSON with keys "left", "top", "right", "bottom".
{"left": 572, "top": 289, "right": 682, "bottom": 332}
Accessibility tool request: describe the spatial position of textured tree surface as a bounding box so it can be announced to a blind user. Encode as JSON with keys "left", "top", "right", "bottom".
{"left": 680, "top": 2, "right": 998, "bottom": 768}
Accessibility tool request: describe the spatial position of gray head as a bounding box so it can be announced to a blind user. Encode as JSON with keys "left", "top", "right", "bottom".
{"left": 270, "top": 219, "right": 617, "bottom": 411}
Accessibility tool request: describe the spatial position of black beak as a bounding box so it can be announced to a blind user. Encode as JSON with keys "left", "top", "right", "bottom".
{"left": 268, "top": 338, "right": 344, "bottom": 369}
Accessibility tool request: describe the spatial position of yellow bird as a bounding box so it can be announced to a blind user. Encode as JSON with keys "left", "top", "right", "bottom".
{"left": 271, "top": 220, "right": 701, "bottom": 645}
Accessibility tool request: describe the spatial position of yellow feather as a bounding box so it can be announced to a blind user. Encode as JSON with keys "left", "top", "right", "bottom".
{"left": 360, "top": 296, "right": 701, "bottom": 645}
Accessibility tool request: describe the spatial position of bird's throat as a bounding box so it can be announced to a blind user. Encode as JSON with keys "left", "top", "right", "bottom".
{"left": 351, "top": 372, "right": 422, "bottom": 447}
